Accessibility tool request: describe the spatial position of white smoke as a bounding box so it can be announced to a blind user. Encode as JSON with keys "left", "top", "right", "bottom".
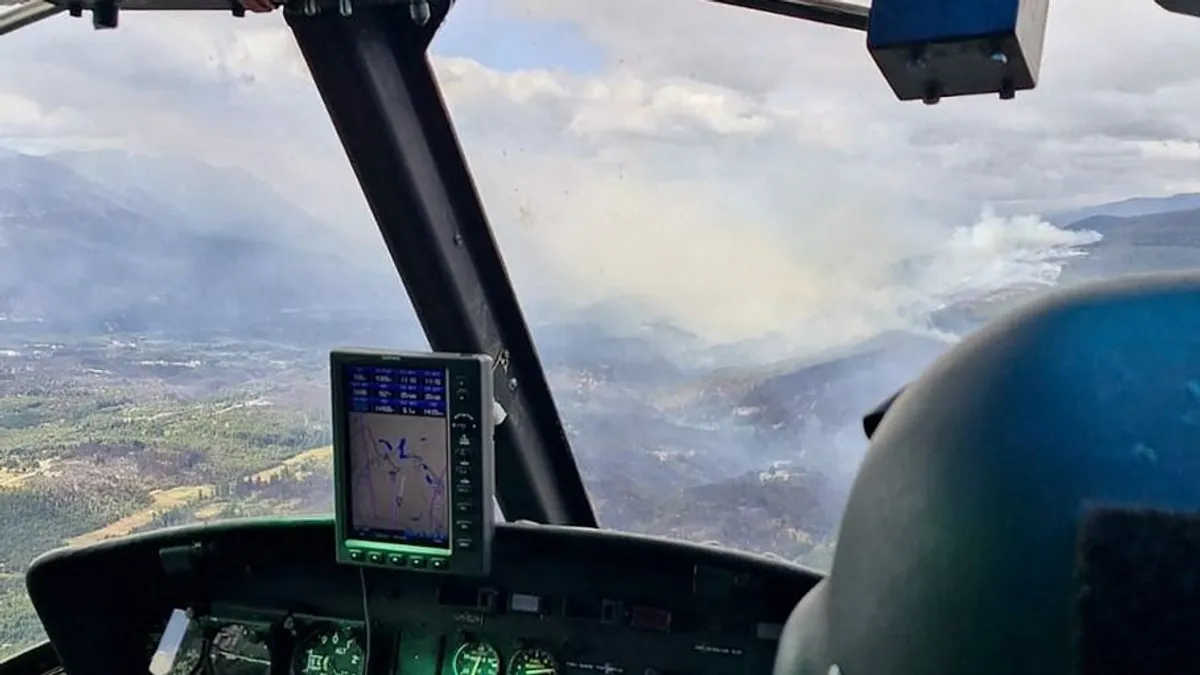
{"left": 891, "top": 208, "right": 1105, "bottom": 340}
{"left": 932, "top": 209, "right": 1103, "bottom": 301}
{"left": 486, "top": 160, "right": 1106, "bottom": 357}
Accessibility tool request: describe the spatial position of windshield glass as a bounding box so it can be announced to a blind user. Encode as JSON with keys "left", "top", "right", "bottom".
{"left": 2, "top": 0, "right": 1198, "bottom": 659}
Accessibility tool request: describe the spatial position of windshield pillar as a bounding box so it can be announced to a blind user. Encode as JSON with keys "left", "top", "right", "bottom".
{"left": 286, "top": 7, "right": 597, "bottom": 528}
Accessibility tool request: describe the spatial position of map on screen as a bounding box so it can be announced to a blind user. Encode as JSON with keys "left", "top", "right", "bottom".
{"left": 348, "top": 411, "right": 450, "bottom": 545}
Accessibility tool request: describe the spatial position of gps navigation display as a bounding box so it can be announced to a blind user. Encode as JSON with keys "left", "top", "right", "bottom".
{"left": 349, "top": 392, "right": 451, "bottom": 548}
{"left": 331, "top": 349, "right": 496, "bottom": 576}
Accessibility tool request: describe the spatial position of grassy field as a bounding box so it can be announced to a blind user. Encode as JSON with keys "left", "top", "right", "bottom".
{"left": 67, "top": 445, "right": 332, "bottom": 546}
{"left": 0, "top": 332, "right": 336, "bottom": 658}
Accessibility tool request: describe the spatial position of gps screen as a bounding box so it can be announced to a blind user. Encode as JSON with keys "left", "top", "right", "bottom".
{"left": 332, "top": 349, "right": 495, "bottom": 575}
{"left": 345, "top": 364, "right": 451, "bottom": 549}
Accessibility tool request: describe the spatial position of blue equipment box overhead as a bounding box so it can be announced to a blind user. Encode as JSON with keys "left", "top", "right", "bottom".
{"left": 867, "top": 0, "right": 1050, "bottom": 103}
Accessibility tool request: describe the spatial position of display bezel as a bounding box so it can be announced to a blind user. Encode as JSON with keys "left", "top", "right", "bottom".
{"left": 331, "top": 348, "right": 495, "bottom": 576}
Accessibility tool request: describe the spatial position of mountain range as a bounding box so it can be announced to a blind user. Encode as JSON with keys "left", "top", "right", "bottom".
{"left": 1049, "top": 192, "right": 1200, "bottom": 225}
{"left": 0, "top": 150, "right": 418, "bottom": 344}
{"left": 5, "top": 147, "right": 1200, "bottom": 563}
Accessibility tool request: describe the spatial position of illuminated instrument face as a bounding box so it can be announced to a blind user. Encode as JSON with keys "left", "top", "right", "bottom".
{"left": 452, "top": 642, "right": 502, "bottom": 675}
{"left": 293, "top": 626, "right": 365, "bottom": 675}
{"left": 508, "top": 649, "right": 558, "bottom": 675}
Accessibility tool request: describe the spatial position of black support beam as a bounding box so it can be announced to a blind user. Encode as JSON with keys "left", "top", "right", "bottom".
{"left": 286, "top": 7, "right": 597, "bottom": 527}
{"left": 710, "top": 0, "right": 868, "bottom": 30}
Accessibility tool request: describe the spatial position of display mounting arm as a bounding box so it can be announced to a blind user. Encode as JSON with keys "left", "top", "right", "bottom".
{"left": 286, "top": 6, "right": 597, "bottom": 528}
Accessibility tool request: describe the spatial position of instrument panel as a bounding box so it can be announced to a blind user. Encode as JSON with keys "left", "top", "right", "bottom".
{"left": 28, "top": 519, "right": 822, "bottom": 675}
{"left": 154, "top": 616, "right": 368, "bottom": 675}
{"left": 162, "top": 615, "right": 574, "bottom": 675}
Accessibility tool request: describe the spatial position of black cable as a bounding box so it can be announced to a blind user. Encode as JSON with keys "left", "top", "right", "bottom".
{"left": 187, "top": 634, "right": 213, "bottom": 675}
{"left": 359, "top": 567, "right": 373, "bottom": 674}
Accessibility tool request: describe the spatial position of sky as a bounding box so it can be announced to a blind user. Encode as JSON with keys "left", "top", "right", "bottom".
{"left": 2, "top": 0, "right": 1200, "bottom": 350}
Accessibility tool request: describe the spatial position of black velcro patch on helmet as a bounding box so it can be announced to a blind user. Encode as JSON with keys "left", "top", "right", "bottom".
{"left": 1076, "top": 506, "right": 1200, "bottom": 675}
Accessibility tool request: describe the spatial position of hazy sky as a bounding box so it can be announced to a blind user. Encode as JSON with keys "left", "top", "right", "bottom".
{"left": 2, "top": 0, "right": 1200, "bottom": 348}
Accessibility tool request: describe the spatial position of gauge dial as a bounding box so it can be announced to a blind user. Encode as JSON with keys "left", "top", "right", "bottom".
{"left": 293, "top": 625, "right": 365, "bottom": 675}
{"left": 508, "top": 648, "right": 557, "bottom": 675}
{"left": 210, "top": 624, "right": 271, "bottom": 675}
{"left": 452, "top": 642, "right": 502, "bottom": 675}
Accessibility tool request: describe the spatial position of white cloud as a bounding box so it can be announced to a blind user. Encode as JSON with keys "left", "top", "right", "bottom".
{"left": 3, "top": 0, "right": 1200, "bottom": 349}
{"left": 439, "top": 0, "right": 1200, "bottom": 346}
{"left": 0, "top": 91, "right": 85, "bottom": 144}
{"left": 0, "top": 12, "right": 352, "bottom": 222}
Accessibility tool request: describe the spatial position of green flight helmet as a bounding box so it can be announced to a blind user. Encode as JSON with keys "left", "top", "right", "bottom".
{"left": 774, "top": 271, "right": 1200, "bottom": 675}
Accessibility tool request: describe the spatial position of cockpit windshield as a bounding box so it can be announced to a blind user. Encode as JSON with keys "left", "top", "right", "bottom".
{"left": 2, "top": 0, "right": 1200, "bottom": 660}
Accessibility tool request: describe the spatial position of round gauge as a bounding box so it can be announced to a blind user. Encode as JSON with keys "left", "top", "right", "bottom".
{"left": 508, "top": 648, "right": 558, "bottom": 675}
{"left": 452, "top": 642, "right": 502, "bottom": 675}
{"left": 209, "top": 624, "right": 271, "bottom": 675}
{"left": 292, "top": 625, "right": 365, "bottom": 675}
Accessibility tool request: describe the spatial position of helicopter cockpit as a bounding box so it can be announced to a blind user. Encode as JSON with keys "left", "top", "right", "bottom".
{"left": 4, "top": 1, "right": 1200, "bottom": 675}
{"left": 22, "top": 347, "right": 825, "bottom": 675}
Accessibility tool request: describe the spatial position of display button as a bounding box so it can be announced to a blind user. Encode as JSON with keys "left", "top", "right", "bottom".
{"left": 389, "top": 554, "right": 407, "bottom": 566}
{"left": 431, "top": 558, "right": 448, "bottom": 570}
{"left": 367, "top": 552, "right": 385, "bottom": 564}
{"left": 455, "top": 482, "right": 473, "bottom": 494}
{"left": 410, "top": 556, "right": 428, "bottom": 569}
{"left": 456, "top": 537, "right": 474, "bottom": 550}
{"left": 348, "top": 549, "right": 365, "bottom": 562}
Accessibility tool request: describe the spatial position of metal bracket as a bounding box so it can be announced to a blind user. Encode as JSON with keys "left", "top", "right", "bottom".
{"left": 0, "top": 0, "right": 451, "bottom": 31}
{"left": 285, "top": 0, "right": 444, "bottom": 24}
{"left": 0, "top": 1, "right": 63, "bottom": 36}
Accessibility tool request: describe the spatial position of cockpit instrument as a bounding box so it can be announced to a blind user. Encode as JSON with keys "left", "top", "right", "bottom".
{"left": 209, "top": 624, "right": 271, "bottom": 675}
{"left": 293, "top": 625, "right": 365, "bottom": 675}
{"left": 331, "top": 348, "right": 496, "bottom": 576}
{"left": 508, "top": 648, "right": 558, "bottom": 675}
{"left": 452, "top": 641, "right": 502, "bottom": 675}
